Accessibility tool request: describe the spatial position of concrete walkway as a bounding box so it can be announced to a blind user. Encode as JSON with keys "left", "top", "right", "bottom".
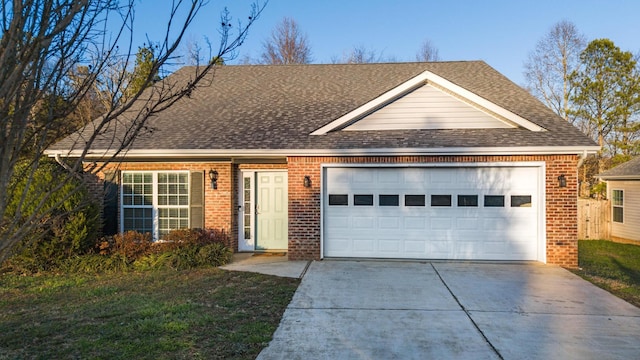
{"left": 257, "top": 260, "right": 640, "bottom": 360}
{"left": 220, "top": 253, "right": 310, "bottom": 279}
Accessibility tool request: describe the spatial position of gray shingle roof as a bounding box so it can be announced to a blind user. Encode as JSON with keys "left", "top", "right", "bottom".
{"left": 597, "top": 157, "right": 640, "bottom": 179}
{"left": 48, "top": 61, "right": 597, "bottom": 156}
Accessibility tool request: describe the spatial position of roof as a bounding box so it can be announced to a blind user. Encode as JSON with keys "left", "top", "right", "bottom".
{"left": 597, "top": 157, "right": 640, "bottom": 180}
{"left": 47, "top": 61, "right": 599, "bottom": 159}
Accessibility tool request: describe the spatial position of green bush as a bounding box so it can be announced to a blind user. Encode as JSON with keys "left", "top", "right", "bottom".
{"left": 4, "top": 158, "right": 100, "bottom": 273}
{"left": 61, "top": 254, "right": 130, "bottom": 274}
{"left": 197, "top": 243, "right": 233, "bottom": 266}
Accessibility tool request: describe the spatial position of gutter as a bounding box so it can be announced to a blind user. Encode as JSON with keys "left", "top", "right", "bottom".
{"left": 45, "top": 146, "right": 602, "bottom": 160}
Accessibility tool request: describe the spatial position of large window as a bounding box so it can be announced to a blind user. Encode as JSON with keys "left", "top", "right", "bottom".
{"left": 613, "top": 190, "right": 624, "bottom": 223}
{"left": 122, "top": 171, "right": 190, "bottom": 239}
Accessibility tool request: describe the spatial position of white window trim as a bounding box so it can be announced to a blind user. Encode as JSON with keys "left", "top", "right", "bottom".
{"left": 121, "top": 171, "right": 190, "bottom": 240}
{"left": 612, "top": 189, "right": 624, "bottom": 223}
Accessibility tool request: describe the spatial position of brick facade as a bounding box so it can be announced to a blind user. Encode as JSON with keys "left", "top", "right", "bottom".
{"left": 287, "top": 155, "right": 580, "bottom": 268}
{"left": 90, "top": 154, "right": 580, "bottom": 268}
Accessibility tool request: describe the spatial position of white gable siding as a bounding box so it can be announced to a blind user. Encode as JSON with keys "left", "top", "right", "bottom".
{"left": 609, "top": 180, "right": 640, "bottom": 241}
{"left": 343, "top": 84, "right": 515, "bottom": 131}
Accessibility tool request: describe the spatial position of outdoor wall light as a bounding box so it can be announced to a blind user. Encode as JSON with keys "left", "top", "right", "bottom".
{"left": 558, "top": 174, "right": 567, "bottom": 188}
{"left": 303, "top": 175, "right": 312, "bottom": 188}
{"left": 209, "top": 169, "right": 219, "bottom": 190}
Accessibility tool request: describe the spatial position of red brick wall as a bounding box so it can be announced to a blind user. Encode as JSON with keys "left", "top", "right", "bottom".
{"left": 89, "top": 155, "right": 580, "bottom": 268}
{"left": 92, "top": 162, "right": 235, "bottom": 247}
{"left": 287, "top": 155, "right": 580, "bottom": 267}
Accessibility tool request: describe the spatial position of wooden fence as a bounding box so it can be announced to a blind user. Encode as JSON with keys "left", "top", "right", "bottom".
{"left": 577, "top": 199, "right": 611, "bottom": 240}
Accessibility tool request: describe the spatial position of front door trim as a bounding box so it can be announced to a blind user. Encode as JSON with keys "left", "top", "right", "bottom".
{"left": 238, "top": 169, "right": 288, "bottom": 251}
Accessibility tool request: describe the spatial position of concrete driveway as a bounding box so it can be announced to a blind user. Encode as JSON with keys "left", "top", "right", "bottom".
{"left": 257, "top": 261, "right": 640, "bottom": 359}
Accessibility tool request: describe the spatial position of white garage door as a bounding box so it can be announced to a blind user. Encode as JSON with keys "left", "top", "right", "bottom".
{"left": 323, "top": 165, "right": 543, "bottom": 261}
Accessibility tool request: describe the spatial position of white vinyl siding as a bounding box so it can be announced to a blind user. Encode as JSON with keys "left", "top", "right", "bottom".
{"left": 343, "top": 84, "right": 514, "bottom": 131}
{"left": 610, "top": 181, "right": 640, "bottom": 241}
{"left": 121, "top": 171, "right": 190, "bottom": 240}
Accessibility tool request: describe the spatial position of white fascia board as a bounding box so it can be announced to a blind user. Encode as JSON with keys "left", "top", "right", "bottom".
{"left": 46, "top": 146, "right": 600, "bottom": 159}
{"left": 595, "top": 175, "right": 640, "bottom": 180}
{"left": 310, "top": 70, "right": 546, "bottom": 135}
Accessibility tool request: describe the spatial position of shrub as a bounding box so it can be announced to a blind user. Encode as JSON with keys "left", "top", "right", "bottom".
{"left": 3, "top": 158, "right": 100, "bottom": 273}
{"left": 84, "top": 228, "right": 232, "bottom": 272}
{"left": 61, "top": 254, "right": 130, "bottom": 274}
{"left": 197, "top": 243, "right": 233, "bottom": 267}
{"left": 101, "top": 231, "right": 153, "bottom": 262}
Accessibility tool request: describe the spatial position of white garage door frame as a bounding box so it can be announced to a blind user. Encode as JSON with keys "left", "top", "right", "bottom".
{"left": 320, "top": 162, "right": 547, "bottom": 262}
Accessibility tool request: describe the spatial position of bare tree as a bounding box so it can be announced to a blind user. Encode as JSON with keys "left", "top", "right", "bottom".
{"left": 333, "top": 45, "right": 385, "bottom": 64}
{"left": 260, "top": 17, "right": 311, "bottom": 64}
{"left": 523, "top": 20, "right": 586, "bottom": 121}
{"left": 0, "top": 0, "right": 266, "bottom": 263}
{"left": 416, "top": 39, "right": 440, "bottom": 62}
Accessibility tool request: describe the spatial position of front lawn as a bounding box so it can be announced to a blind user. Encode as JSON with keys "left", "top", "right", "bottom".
{"left": 572, "top": 240, "right": 640, "bottom": 308}
{"left": 0, "top": 268, "right": 299, "bottom": 359}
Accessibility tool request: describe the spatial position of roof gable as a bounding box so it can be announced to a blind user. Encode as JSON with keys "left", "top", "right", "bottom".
{"left": 597, "top": 156, "right": 640, "bottom": 180}
{"left": 343, "top": 83, "right": 515, "bottom": 131}
{"left": 311, "top": 70, "right": 546, "bottom": 135}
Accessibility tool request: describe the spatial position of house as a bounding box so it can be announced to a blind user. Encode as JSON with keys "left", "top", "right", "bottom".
{"left": 46, "top": 62, "right": 599, "bottom": 267}
{"left": 596, "top": 156, "right": 640, "bottom": 242}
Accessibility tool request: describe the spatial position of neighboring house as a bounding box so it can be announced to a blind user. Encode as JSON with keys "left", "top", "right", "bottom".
{"left": 46, "top": 62, "right": 599, "bottom": 267}
{"left": 596, "top": 156, "right": 640, "bottom": 242}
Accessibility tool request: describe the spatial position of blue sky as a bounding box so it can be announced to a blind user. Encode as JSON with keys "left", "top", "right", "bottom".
{"left": 132, "top": 0, "right": 640, "bottom": 86}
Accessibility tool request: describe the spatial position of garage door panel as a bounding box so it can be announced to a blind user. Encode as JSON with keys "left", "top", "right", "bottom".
{"left": 404, "top": 240, "right": 427, "bottom": 253}
{"left": 431, "top": 217, "right": 452, "bottom": 230}
{"left": 456, "top": 218, "right": 479, "bottom": 230}
{"left": 352, "top": 216, "right": 375, "bottom": 229}
{"left": 379, "top": 240, "right": 401, "bottom": 253}
{"left": 378, "top": 216, "right": 400, "bottom": 229}
{"left": 353, "top": 238, "right": 375, "bottom": 252}
{"left": 324, "top": 166, "right": 542, "bottom": 261}
{"left": 403, "top": 216, "right": 426, "bottom": 229}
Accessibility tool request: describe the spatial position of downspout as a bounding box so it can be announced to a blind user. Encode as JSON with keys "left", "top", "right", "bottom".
{"left": 577, "top": 149, "right": 588, "bottom": 168}
{"left": 54, "top": 153, "right": 79, "bottom": 175}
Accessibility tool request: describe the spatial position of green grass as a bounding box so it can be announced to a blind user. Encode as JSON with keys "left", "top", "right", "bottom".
{"left": 572, "top": 240, "right": 640, "bottom": 307}
{"left": 0, "top": 268, "right": 299, "bottom": 359}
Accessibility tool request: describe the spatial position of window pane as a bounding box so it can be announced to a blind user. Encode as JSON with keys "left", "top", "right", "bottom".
{"left": 613, "top": 190, "right": 624, "bottom": 206}
{"left": 329, "top": 194, "right": 348, "bottom": 206}
{"left": 458, "top": 195, "right": 478, "bottom": 207}
{"left": 613, "top": 207, "right": 623, "bottom": 223}
{"left": 405, "top": 195, "right": 426, "bottom": 206}
{"left": 379, "top": 195, "right": 399, "bottom": 206}
{"left": 431, "top": 195, "right": 451, "bottom": 207}
{"left": 511, "top": 195, "right": 532, "bottom": 207}
{"left": 354, "top": 194, "right": 373, "bottom": 206}
{"left": 123, "top": 207, "right": 152, "bottom": 234}
{"left": 484, "top": 195, "right": 505, "bottom": 207}
{"left": 122, "top": 171, "right": 189, "bottom": 240}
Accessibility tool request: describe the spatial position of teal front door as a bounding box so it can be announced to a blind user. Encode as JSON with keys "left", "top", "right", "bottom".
{"left": 256, "top": 171, "right": 288, "bottom": 250}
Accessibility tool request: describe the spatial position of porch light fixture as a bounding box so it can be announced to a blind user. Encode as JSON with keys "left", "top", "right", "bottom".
{"left": 303, "top": 175, "right": 312, "bottom": 188}
{"left": 209, "top": 169, "right": 219, "bottom": 190}
{"left": 558, "top": 174, "right": 567, "bottom": 188}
